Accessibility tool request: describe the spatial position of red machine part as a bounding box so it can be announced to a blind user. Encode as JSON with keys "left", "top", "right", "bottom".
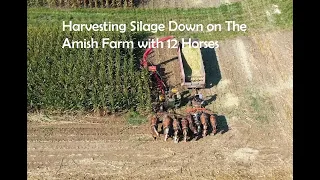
{"left": 186, "top": 107, "right": 207, "bottom": 113}
{"left": 140, "top": 36, "right": 175, "bottom": 95}
{"left": 185, "top": 107, "right": 214, "bottom": 115}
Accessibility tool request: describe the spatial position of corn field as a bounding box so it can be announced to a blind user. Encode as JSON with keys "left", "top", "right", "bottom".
{"left": 27, "top": 25, "right": 151, "bottom": 112}
{"left": 26, "top": 0, "right": 147, "bottom": 8}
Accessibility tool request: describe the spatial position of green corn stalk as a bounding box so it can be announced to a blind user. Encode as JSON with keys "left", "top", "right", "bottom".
{"left": 98, "top": 37, "right": 108, "bottom": 109}
{"left": 70, "top": 0, "right": 76, "bottom": 7}
{"left": 105, "top": 0, "right": 110, "bottom": 7}
{"left": 46, "top": 0, "right": 55, "bottom": 7}
{"left": 84, "top": 0, "right": 88, "bottom": 8}
{"left": 121, "top": 35, "right": 129, "bottom": 108}
{"left": 59, "top": 0, "right": 64, "bottom": 7}
{"left": 141, "top": 69, "right": 151, "bottom": 110}
{"left": 111, "top": 0, "right": 116, "bottom": 8}
{"left": 106, "top": 33, "right": 115, "bottom": 111}
{"left": 136, "top": 71, "right": 144, "bottom": 110}
{"left": 126, "top": 34, "right": 136, "bottom": 109}
{"left": 122, "top": 50, "right": 129, "bottom": 108}
{"left": 127, "top": 0, "right": 133, "bottom": 7}
{"left": 70, "top": 31, "right": 81, "bottom": 109}
{"left": 91, "top": 32, "right": 102, "bottom": 110}
{"left": 114, "top": 35, "right": 122, "bottom": 109}
{"left": 123, "top": 0, "right": 127, "bottom": 8}
{"left": 117, "top": 0, "right": 122, "bottom": 8}
{"left": 28, "top": 22, "right": 145, "bottom": 112}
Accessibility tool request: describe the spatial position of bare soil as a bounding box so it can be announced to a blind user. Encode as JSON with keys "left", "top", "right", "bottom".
{"left": 27, "top": 113, "right": 291, "bottom": 180}
{"left": 27, "top": 30, "right": 292, "bottom": 179}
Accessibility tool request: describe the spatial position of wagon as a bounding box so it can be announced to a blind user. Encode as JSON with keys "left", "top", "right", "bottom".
{"left": 141, "top": 36, "right": 207, "bottom": 112}
{"left": 177, "top": 40, "right": 206, "bottom": 89}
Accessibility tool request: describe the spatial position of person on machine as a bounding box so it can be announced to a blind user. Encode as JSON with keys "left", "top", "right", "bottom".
{"left": 194, "top": 90, "right": 206, "bottom": 107}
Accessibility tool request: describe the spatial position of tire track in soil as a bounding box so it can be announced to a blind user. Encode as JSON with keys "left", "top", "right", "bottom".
{"left": 28, "top": 117, "right": 292, "bottom": 179}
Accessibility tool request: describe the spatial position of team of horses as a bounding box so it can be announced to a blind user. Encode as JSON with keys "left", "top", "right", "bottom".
{"left": 150, "top": 111, "right": 217, "bottom": 143}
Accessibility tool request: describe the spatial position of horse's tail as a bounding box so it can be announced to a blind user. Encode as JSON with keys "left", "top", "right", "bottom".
{"left": 151, "top": 125, "right": 159, "bottom": 138}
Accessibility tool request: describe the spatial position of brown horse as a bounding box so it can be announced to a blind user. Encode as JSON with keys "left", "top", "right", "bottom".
{"left": 209, "top": 114, "right": 217, "bottom": 135}
{"left": 186, "top": 114, "right": 198, "bottom": 137}
{"left": 150, "top": 115, "right": 160, "bottom": 140}
{"left": 192, "top": 112, "right": 202, "bottom": 137}
{"left": 200, "top": 112, "right": 209, "bottom": 137}
{"left": 181, "top": 117, "right": 189, "bottom": 142}
{"left": 162, "top": 114, "right": 173, "bottom": 141}
{"left": 172, "top": 116, "right": 181, "bottom": 143}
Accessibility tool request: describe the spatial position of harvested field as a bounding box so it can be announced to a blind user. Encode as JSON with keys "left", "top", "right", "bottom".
{"left": 27, "top": 0, "right": 293, "bottom": 178}
{"left": 27, "top": 108, "right": 292, "bottom": 179}
{"left": 28, "top": 30, "right": 293, "bottom": 179}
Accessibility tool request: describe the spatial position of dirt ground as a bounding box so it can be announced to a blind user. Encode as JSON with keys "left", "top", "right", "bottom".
{"left": 27, "top": 30, "right": 292, "bottom": 179}
{"left": 27, "top": 113, "right": 291, "bottom": 180}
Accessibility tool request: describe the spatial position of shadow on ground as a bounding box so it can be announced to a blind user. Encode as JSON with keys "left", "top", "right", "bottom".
{"left": 215, "top": 114, "right": 229, "bottom": 134}
{"left": 203, "top": 94, "right": 217, "bottom": 106}
{"left": 201, "top": 48, "right": 221, "bottom": 88}
{"left": 179, "top": 90, "right": 191, "bottom": 107}
{"left": 159, "top": 57, "right": 178, "bottom": 66}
